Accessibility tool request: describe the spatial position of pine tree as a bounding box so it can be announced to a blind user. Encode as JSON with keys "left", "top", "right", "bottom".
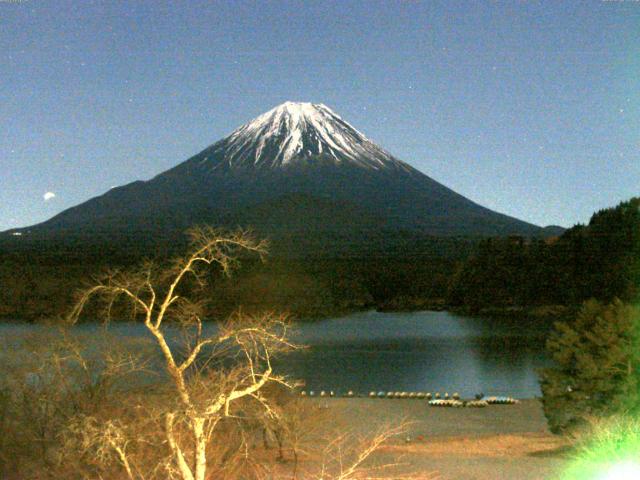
{"left": 540, "top": 299, "right": 640, "bottom": 433}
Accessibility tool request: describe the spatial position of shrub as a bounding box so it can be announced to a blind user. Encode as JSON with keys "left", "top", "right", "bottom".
{"left": 561, "top": 416, "right": 640, "bottom": 479}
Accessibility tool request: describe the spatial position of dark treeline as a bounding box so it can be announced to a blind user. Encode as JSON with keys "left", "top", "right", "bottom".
{"left": 447, "top": 197, "right": 640, "bottom": 311}
{"left": 2, "top": 198, "right": 637, "bottom": 322}
{"left": 208, "top": 253, "right": 460, "bottom": 318}
{"left": 0, "top": 230, "right": 473, "bottom": 321}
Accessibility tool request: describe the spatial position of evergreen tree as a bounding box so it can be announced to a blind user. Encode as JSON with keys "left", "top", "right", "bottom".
{"left": 447, "top": 197, "right": 640, "bottom": 311}
{"left": 540, "top": 299, "right": 640, "bottom": 433}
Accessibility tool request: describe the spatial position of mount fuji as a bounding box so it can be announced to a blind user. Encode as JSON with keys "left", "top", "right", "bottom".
{"left": 7, "top": 102, "right": 552, "bottom": 249}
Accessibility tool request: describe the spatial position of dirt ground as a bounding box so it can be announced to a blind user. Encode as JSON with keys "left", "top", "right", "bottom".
{"left": 306, "top": 397, "right": 571, "bottom": 480}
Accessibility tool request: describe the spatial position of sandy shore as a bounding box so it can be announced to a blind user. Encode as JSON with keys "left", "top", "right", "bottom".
{"left": 306, "top": 397, "right": 571, "bottom": 479}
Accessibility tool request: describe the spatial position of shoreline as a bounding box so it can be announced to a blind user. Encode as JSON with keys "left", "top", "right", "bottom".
{"left": 306, "top": 397, "right": 570, "bottom": 479}
{"left": 0, "top": 302, "right": 575, "bottom": 324}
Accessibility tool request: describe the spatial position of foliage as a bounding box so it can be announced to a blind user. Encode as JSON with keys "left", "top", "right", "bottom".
{"left": 560, "top": 416, "right": 640, "bottom": 480}
{"left": 447, "top": 197, "right": 640, "bottom": 310}
{"left": 2, "top": 197, "right": 638, "bottom": 321}
{"left": 540, "top": 299, "right": 640, "bottom": 433}
{"left": 0, "top": 232, "right": 469, "bottom": 321}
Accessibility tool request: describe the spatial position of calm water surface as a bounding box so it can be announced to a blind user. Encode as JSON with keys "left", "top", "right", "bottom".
{"left": 0, "top": 310, "right": 551, "bottom": 398}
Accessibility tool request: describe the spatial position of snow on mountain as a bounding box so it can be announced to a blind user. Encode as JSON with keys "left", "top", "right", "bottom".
{"left": 6, "top": 100, "right": 546, "bottom": 241}
{"left": 199, "top": 101, "right": 412, "bottom": 172}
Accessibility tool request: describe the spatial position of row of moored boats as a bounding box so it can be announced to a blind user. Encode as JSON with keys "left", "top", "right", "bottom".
{"left": 298, "top": 390, "right": 519, "bottom": 406}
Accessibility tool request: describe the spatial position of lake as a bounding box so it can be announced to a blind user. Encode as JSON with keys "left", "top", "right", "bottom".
{"left": 0, "top": 310, "right": 551, "bottom": 398}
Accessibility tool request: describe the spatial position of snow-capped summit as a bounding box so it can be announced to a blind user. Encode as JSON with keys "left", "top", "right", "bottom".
{"left": 200, "top": 101, "right": 410, "bottom": 171}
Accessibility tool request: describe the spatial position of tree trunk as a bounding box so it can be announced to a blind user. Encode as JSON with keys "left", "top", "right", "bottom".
{"left": 193, "top": 417, "right": 207, "bottom": 480}
{"left": 166, "top": 413, "right": 195, "bottom": 480}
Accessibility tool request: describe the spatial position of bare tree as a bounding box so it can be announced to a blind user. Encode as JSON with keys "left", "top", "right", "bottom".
{"left": 309, "top": 423, "right": 429, "bottom": 480}
{"left": 0, "top": 327, "right": 150, "bottom": 479}
{"left": 68, "top": 227, "right": 297, "bottom": 480}
{"left": 60, "top": 226, "right": 427, "bottom": 480}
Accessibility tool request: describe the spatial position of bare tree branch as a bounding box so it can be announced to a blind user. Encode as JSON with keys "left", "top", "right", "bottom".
{"left": 65, "top": 227, "right": 293, "bottom": 480}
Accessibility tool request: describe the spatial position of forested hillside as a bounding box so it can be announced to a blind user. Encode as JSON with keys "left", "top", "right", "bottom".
{"left": 448, "top": 197, "right": 640, "bottom": 311}
{"left": 0, "top": 232, "right": 471, "bottom": 321}
{"left": 2, "top": 198, "right": 637, "bottom": 322}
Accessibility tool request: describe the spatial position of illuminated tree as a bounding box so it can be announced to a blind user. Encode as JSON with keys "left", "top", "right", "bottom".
{"left": 69, "top": 227, "right": 296, "bottom": 480}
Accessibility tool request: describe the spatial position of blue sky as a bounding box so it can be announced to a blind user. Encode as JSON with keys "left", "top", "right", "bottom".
{"left": 1, "top": 0, "right": 639, "bottom": 230}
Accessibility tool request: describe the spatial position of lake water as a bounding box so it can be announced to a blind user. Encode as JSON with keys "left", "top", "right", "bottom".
{"left": 0, "top": 310, "right": 551, "bottom": 398}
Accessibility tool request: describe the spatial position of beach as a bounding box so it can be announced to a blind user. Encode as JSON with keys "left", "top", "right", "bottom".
{"left": 306, "top": 397, "right": 570, "bottom": 479}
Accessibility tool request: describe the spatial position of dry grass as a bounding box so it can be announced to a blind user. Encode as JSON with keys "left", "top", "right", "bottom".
{"left": 383, "top": 433, "right": 569, "bottom": 459}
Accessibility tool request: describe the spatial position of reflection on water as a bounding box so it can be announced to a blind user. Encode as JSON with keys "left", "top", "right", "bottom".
{"left": 0, "top": 310, "right": 551, "bottom": 398}
{"left": 278, "top": 310, "right": 551, "bottom": 398}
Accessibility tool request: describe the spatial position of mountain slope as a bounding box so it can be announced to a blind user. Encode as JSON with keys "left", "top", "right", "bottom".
{"left": 7, "top": 102, "right": 548, "bottom": 243}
